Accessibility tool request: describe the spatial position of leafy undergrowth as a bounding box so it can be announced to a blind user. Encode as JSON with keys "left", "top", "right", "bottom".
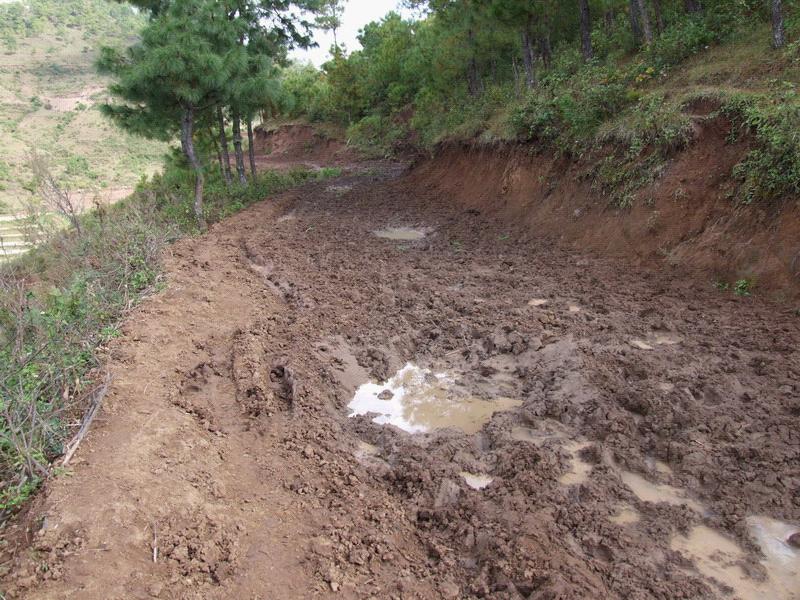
{"left": 490, "top": 25, "right": 800, "bottom": 207}
{"left": 0, "top": 164, "right": 338, "bottom": 517}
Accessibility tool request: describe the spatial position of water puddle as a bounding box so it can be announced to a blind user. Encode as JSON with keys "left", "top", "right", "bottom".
{"left": 348, "top": 363, "right": 521, "bottom": 434}
{"left": 372, "top": 227, "right": 427, "bottom": 241}
{"left": 655, "top": 334, "right": 681, "bottom": 346}
{"left": 630, "top": 339, "right": 655, "bottom": 350}
{"left": 619, "top": 470, "right": 705, "bottom": 513}
{"left": 746, "top": 516, "right": 800, "bottom": 598}
{"left": 326, "top": 184, "right": 352, "bottom": 196}
{"left": 510, "top": 421, "right": 570, "bottom": 445}
{"left": 671, "top": 519, "right": 800, "bottom": 600}
{"left": 610, "top": 505, "right": 641, "bottom": 525}
{"left": 461, "top": 472, "right": 494, "bottom": 490}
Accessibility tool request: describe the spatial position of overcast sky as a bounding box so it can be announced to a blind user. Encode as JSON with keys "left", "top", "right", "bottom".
{"left": 290, "top": 0, "right": 414, "bottom": 66}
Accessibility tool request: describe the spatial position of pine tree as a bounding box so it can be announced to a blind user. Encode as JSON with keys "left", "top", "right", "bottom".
{"left": 316, "top": 0, "right": 346, "bottom": 54}
{"left": 99, "top": 0, "right": 241, "bottom": 227}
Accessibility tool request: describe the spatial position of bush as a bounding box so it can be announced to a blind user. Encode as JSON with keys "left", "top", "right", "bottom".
{"left": 346, "top": 115, "right": 407, "bottom": 158}
{"left": 723, "top": 91, "right": 800, "bottom": 203}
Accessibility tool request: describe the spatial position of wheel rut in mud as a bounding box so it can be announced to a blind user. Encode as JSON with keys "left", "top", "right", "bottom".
{"left": 3, "top": 167, "right": 799, "bottom": 600}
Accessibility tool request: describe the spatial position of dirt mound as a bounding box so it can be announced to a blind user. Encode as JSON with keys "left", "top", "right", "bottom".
{"left": 408, "top": 118, "right": 800, "bottom": 298}
{"left": 2, "top": 164, "right": 799, "bottom": 599}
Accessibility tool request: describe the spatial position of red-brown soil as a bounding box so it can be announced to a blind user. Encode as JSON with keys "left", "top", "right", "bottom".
{"left": 1, "top": 127, "right": 799, "bottom": 599}
{"left": 412, "top": 116, "right": 800, "bottom": 298}
{"left": 253, "top": 123, "right": 361, "bottom": 171}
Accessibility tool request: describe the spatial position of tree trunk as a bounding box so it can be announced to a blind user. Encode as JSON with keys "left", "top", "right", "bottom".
{"left": 217, "top": 107, "right": 232, "bottom": 186}
{"left": 232, "top": 109, "right": 247, "bottom": 185}
{"left": 629, "top": 0, "right": 643, "bottom": 46}
{"left": 181, "top": 107, "right": 205, "bottom": 229}
{"left": 578, "top": 0, "right": 593, "bottom": 61}
{"left": 635, "top": 0, "right": 653, "bottom": 45}
{"left": 653, "top": 0, "right": 665, "bottom": 33}
{"left": 209, "top": 125, "right": 224, "bottom": 179}
{"left": 466, "top": 29, "right": 481, "bottom": 97}
{"left": 247, "top": 118, "right": 257, "bottom": 179}
{"left": 539, "top": 34, "right": 552, "bottom": 69}
{"left": 772, "top": 0, "right": 786, "bottom": 49}
{"left": 684, "top": 0, "right": 702, "bottom": 13}
{"left": 604, "top": 9, "right": 615, "bottom": 32}
{"left": 520, "top": 29, "right": 536, "bottom": 89}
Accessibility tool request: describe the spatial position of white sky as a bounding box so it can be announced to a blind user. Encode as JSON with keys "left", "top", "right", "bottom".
{"left": 291, "top": 0, "right": 413, "bottom": 66}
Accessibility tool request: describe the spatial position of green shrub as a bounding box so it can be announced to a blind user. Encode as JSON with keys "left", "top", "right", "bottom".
{"left": 723, "top": 91, "right": 800, "bottom": 203}
{"left": 346, "top": 115, "right": 407, "bottom": 158}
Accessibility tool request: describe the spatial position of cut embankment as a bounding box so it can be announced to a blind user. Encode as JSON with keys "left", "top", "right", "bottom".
{"left": 409, "top": 118, "right": 800, "bottom": 298}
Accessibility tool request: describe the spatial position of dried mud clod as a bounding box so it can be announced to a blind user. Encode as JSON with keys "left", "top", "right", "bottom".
{"left": 157, "top": 513, "right": 239, "bottom": 585}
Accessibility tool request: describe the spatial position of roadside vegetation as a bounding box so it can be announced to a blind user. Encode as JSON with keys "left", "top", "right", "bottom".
{"left": 0, "top": 0, "right": 341, "bottom": 517}
{"left": 276, "top": 0, "right": 799, "bottom": 205}
{"left": 0, "top": 158, "right": 337, "bottom": 517}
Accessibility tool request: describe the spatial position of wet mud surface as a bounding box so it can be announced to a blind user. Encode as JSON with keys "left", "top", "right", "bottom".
{"left": 2, "top": 165, "right": 799, "bottom": 599}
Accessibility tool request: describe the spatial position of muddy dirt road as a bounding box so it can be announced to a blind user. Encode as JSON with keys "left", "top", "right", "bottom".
{"left": 3, "top": 164, "right": 799, "bottom": 599}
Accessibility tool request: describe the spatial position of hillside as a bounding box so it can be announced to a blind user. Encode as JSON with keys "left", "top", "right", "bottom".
{"left": 0, "top": 0, "right": 167, "bottom": 213}
{"left": 1, "top": 2, "right": 800, "bottom": 599}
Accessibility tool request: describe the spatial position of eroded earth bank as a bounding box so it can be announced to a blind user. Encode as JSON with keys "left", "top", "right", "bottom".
{"left": 2, "top": 160, "right": 799, "bottom": 599}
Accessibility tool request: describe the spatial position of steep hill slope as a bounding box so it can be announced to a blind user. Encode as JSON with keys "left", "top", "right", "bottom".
{"left": 0, "top": 0, "right": 167, "bottom": 213}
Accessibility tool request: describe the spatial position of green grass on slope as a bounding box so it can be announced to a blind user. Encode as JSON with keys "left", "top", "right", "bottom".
{"left": 0, "top": 0, "right": 168, "bottom": 214}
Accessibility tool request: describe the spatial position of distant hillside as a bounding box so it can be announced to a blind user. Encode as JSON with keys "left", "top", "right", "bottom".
{"left": 0, "top": 0, "right": 167, "bottom": 213}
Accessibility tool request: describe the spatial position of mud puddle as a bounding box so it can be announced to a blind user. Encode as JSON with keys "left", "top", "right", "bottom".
{"left": 619, "top": 469, "right": 706, "bottom": 513}
{"left": 559, "top": 441, "right": 593, "bottom": 486}
{"left": 347, "top": 363, "right": 521, "bottom": 433}
{"left": 672, "top": 517, "right": 800, "bottom": 600}
{"left": 372, "top": 227, "right": 428, "bottom": 241}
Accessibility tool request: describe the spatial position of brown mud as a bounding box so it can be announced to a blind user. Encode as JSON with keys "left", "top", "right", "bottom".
{"left": 1, "top": 129, "right": 799, "bottom": 599}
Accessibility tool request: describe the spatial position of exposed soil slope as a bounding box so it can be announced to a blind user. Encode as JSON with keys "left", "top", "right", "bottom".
{"left": 253, "top": 124, "right": 360, "bottom": 171}
{"left": 412, "top": 115, "right": 800, "bottom": 298}
{"left": 2, "top": 149, "right": 798, "bottom": 599}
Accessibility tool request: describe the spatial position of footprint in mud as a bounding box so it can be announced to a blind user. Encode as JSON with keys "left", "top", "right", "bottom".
{"left": 172, "top": 362, "right": 221, "bottom": 431}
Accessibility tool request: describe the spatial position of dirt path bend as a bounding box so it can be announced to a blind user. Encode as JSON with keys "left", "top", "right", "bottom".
{"left": 2, "top": 166, "right": 799, "bottom": 600}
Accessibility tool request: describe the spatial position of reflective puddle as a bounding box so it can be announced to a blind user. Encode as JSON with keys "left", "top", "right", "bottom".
{"left": 508, "top": 421, "right": 799, "bottom": 598}
{"left": 671, "top": 518, "right": 800, "bottom": 600}
{"left": 746, "top": 515, "right": 800, "bottom": 599}
{"left": 372, "top": 227, "right": 427, "bottom": 241}
{"left": 461, "top": 472, "right": 494, "bottom": 490}
{"left": 348, "top": 363, "right": 521, "bottom": 434}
